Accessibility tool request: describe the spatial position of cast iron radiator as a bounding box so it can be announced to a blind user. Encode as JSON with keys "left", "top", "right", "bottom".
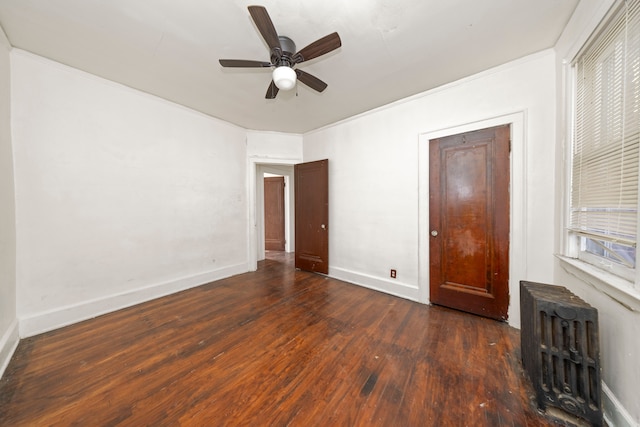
{"left": 520, "top": 281, "right": 602, "bottom": 426}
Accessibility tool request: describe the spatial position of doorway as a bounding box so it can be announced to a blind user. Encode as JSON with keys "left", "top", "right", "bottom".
{"left": 255, "top": 164, "right": 295, "bottom": 264}
{"left": 417, "top": 112, "right": 527, "bottom": 327}
{"left": 252, "top": 160, "right": 329, "bottom": 274}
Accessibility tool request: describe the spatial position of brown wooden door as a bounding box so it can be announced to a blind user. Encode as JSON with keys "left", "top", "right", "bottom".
{"left": 295, "top": 159, "right": 329, "bottom": 274}
{"left": 264, "top": 176, "right": 285, "bottom": 251}
{"left": 429, "top": 125, "right": 510, "bottom": 321}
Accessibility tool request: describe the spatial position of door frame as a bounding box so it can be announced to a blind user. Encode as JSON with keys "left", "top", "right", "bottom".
{"left": 418, "top": 111, "right": 527, "bottom": 328}
{"left": 248, "top": 157, "right": 299, "bottom": 271}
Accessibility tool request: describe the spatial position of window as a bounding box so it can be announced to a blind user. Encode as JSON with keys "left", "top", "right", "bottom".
{"left": 570, "top": 0, "right": 640, "bottom": 283}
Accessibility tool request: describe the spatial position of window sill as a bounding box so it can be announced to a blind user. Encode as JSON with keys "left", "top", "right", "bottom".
{"left": 556, "top": 255, "right": 640, "bottom": 312}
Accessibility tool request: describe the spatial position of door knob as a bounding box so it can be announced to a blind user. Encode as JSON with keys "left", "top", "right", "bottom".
{"left": 431, "top": 230, "right": 438, "bottom": 237}
{"left": 321, "top": 224, "right": 326, "bottom": 229}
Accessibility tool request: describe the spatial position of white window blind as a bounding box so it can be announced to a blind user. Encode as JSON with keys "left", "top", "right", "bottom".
{"left": 570, "top": 0, "right": 640, "bottom": 251}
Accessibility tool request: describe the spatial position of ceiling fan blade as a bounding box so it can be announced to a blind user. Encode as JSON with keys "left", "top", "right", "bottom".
{"left": 265, "top": 80, "right": 280, "bottom": 99}
{"left": 219, "top": 59, "right": 272, "bottom": 68}
{"left": 293, "top": 32, "right": 341, "bottom": 64}
{"left": 248, "top": 6, "right": 281, "bottom": 52}
{"left": 295, "top": 70, "right": 328, "bottom": 93}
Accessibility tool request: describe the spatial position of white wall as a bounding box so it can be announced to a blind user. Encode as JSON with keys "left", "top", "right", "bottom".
{"left": 304, "top": 50, "right": 557, "bottom": 327}
{"left": 554, "top": 1, "right": 640, "bottom": 425}
{"left": 11, "top": 50, "right": 249, "bottom": 337}
{"left": 0, "top": 25, "right": 18, "bottom": 378}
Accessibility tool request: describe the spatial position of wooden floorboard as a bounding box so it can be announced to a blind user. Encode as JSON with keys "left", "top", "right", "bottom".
{"left": 0, "top": 252, "right": 568, "bottom": 426}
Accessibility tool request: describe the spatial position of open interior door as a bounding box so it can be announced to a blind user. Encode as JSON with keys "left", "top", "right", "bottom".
{"left": 295, "top": 159, "right": 329, "bottom": 274}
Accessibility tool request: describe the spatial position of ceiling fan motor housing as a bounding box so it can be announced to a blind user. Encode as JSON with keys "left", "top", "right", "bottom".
{"left": 278, "top": 36, "right": 296, "bottom": 56}
{"left": 272, "top": 36, "right": 296, "bottom": 67}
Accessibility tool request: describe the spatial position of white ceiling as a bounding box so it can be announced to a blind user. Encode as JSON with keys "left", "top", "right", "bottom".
{"left": 0, "top": 0, "right": 579, "bottom": 133}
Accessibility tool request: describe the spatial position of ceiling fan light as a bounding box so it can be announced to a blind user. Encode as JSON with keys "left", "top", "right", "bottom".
{"left": 272, "top": 66, "right": 296, "bottom": 91}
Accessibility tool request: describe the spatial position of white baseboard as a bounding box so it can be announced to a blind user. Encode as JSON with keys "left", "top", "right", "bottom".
{"left": 0, "top": 319, "right": 19, "bottom": 379}
{"left": 329, "top": 266, "right": 420, "bottom": 302}
{"left": 19, "top": 262, "right": 248, "bottom": 338}
{"left": 602, "top": 381, "right": 638, "bottom": 427}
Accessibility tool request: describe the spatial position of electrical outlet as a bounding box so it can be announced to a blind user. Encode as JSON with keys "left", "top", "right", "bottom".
{"left": 390, "top": 269, "right": 396, "bottom": 279}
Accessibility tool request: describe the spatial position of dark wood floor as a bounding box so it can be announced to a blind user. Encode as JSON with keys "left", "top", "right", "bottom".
{"left": 1, "top": 252, "right": 567, "bottom": 426}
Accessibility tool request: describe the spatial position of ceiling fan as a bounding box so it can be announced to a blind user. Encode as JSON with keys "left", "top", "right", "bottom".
{"left": 219, "top": 5, "right": 342, "bottom": 99}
